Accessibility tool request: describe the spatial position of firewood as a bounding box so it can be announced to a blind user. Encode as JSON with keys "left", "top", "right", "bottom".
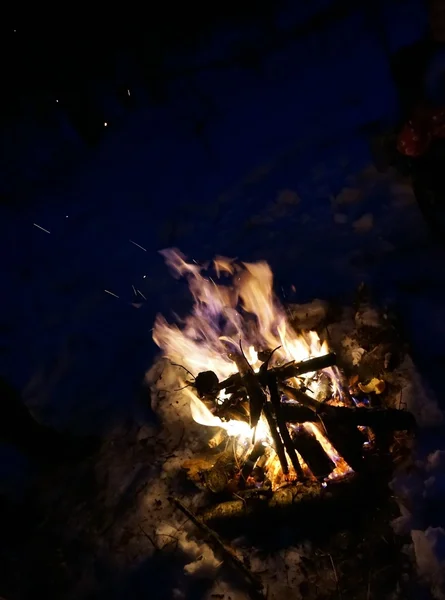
{"left": 279, "top": 384, "right": 320, "bottom": 411}
{"left": 262, "top": 402, "right": 289, "bottom": 475}
{"left": 169, "top": 497, "right": 264, "bottom": 598}
{"left": 217, "top": 352, "right": 337, "bottom": 392}
{"left": 205, "top": 450, "right": 238, "bottom": 494}
{"left": 200, "top": 480, "right": 323, "bottom": 523}
{"left": 273, "top": 352, "right": 337, "bottom": 381}
{"left": 267, "top": 374, "right": 304, "bottom": 478}
{"left": 240, "top": 440, "right": 266, "bottom": 484}
{"left": 228, "top": 349, "right": 266, "bottom": 430}
{"left": 281, "top": 402, "right": 416, "bottom": 472}
{"left": 291, "top": 425, "right": 335, "bottom": 479}
{"left": 208, "top": 429, "right": 227, "bottom": 449}
{"left": 279, "top": 404, "right": 417, "bottom": 431}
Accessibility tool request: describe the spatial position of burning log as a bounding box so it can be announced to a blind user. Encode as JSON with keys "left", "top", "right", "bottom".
{"left": 267, "top": 374, "right": 304, "bottom": 479}
{"left": 262, "top": 402, "right": 289, "bottom": 475}
{"left": 240, "top": 440, "right": 266, "bottom": 484}
{"left": 217, "top": 352, "right": 337, "bottom": 393}
{"left": 279, "top": 384, "right": 321, "bottom": 411}
{"left": 279, "top": 402, "right": 416, "bottom": 472}
{"left": 291, "top": 425, "right": 335, "bottom": 479}
{"left": 205, "top": 449, "right": 239, "bottom": 494}
{"left": 228, "top": 349, "right": 266, "bottom": 430}
{"left": 272, "top": 352, "right": 337, "bottom": 381}
{"left": 279, "top": 404, "right": 417, "bottom": 431}
{"left": 228, "top": 347, "right": 298, "bottom": 479}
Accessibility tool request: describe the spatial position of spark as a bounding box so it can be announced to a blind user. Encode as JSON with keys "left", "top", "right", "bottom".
{"left": 33, "top": 223, "right": 51, "bottom": 234}
{"left": 137, "top": 289, "right": 147, "bottom": 300}
{"left": 127, "top": 89, "right": 131, "bottom": 96}
{"left": 129, "top": 239, "right": 146, "bottom": 252}
{"left": 104, "top": 122, "right": 108, "bottom": 127}
{"left": 132, "top": 284, "right": 137, "bottom": 295}
{"left": 65, "top": 215, "right": 68, "bottom": 218}
{"left": 143, "top": 275, "right": 147, "bottom": 279}
{"left": 104, "top": 289, "right": 119, "bottom": 299}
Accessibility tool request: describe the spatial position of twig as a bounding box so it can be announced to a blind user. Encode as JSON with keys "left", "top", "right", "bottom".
{"left": 170, "top": 361, "right": 196, "bottom": 380}
{"left": 267, "top": 374, "right": 304, "bottom": 479}
{"left": 169, "top": 497, "right": 264, "bottom": 599}
{"left": 138, "top": 524, "right": 159, "bottom": 550}
{"left": 174, "top": 382, "right": 194, "bottom": 391}
{"left": 262, "top": 403, "right": 289, "bottom": 475}
{"left": 328, "top": 553, "right": 342, "bottom": 599}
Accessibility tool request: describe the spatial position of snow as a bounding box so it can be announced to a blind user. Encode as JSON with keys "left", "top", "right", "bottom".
{"left": 1, "top": 1, "right": 445, "bottom": 597}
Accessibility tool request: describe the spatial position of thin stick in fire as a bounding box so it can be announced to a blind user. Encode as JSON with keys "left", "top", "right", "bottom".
{"left": 227, "top": 345, "right": 290, "bottom": 476}
{"left": 267, "top": 373, "right": 304, "bottom": 479}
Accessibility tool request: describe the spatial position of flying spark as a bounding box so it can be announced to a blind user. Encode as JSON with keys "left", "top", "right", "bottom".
{"left": 136, "top": 289, "right": 147, "bottom": 300}
{"left": 33, "top": 223, "right": 51, "bottom": 234}
{"left": 129, "top": 239, "right": 146, "bottom": 251}
{"left": 132, "top": 284, "right": 137, "bottom": 295}
{"left": 104, "top": 289, "right": 119, "bottom": 299}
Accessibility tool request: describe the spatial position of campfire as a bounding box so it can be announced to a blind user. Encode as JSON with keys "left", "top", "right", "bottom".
{"left": 152, "top": 249, "right": 416, "bottom": 523}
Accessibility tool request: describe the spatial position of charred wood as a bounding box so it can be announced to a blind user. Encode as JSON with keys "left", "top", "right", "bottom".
{"left": 291, "top": 425, "right": 335, "bottom": 479}
{"left": 217, "top": 352, "right": 337, "bottom": 392}
{"left": 279, "top": 404, "right": 417, "bottom": 431}
{"left": 273, "top": 352, "right": 337, "bottom": 381}
{"left": 267, "top": 374, "right": 304, "bottom": 478}
{"left": 240, "top": 441, "right": 266, "bottom": 484}
{"left": 262, "top": 402, "right": 289, "bottom": 475}
{"left": 229, "top": 350, "right": 267, "bottom": 430}
{"left": 279, "top": 384, "right": 320, "bottom": 411}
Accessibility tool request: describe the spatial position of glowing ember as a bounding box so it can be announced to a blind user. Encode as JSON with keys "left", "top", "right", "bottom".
{"left": 153, "top": 249, "right": 353, "bottom": 488}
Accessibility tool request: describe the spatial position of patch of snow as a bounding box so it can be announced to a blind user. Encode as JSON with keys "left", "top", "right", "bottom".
{"left": 397, "top": 356, "right": 443, "bottom": 428}
{"left": 353, "top": 212, "right": 374, "bottom": 233}
{"left": 156, "top": 522, "right": 220, "bottom": 578}
{"left": 355, "top": 307, "right": 381, "bottom": 328}
{"left": 288, "top": 299, "right": 328, "bottom": 330}
{"left": 334, "top": 187, "right": 362, "bottom": 206}
{"left": 412, "top": 527, "right": 445, "bottom": 599}
{"left": 333, "top": 213, "right": 348, "bottom": 224}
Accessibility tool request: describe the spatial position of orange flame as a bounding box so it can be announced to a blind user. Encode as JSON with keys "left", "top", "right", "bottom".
{"left": 153, "top": 249, "right": 352, "bottom": 483}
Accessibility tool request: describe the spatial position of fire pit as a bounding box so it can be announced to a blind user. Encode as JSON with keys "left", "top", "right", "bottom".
{"left": 150, "top": 249, "right": 416, "bottom": 530}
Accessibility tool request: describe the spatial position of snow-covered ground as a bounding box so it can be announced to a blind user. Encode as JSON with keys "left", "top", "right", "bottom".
{"left": 1, "top": 1, "right": 445, "bottom": 597}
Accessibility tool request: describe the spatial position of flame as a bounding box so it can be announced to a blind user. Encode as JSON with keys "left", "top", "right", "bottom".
{"left": 153, "top": 249, "right": 326, "bottom": 380}
{"left": 153, "top": 249, "right": 352, "bottom": 484}
{"left": 303, "top": 423, "right": 354, "bottom": 479}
